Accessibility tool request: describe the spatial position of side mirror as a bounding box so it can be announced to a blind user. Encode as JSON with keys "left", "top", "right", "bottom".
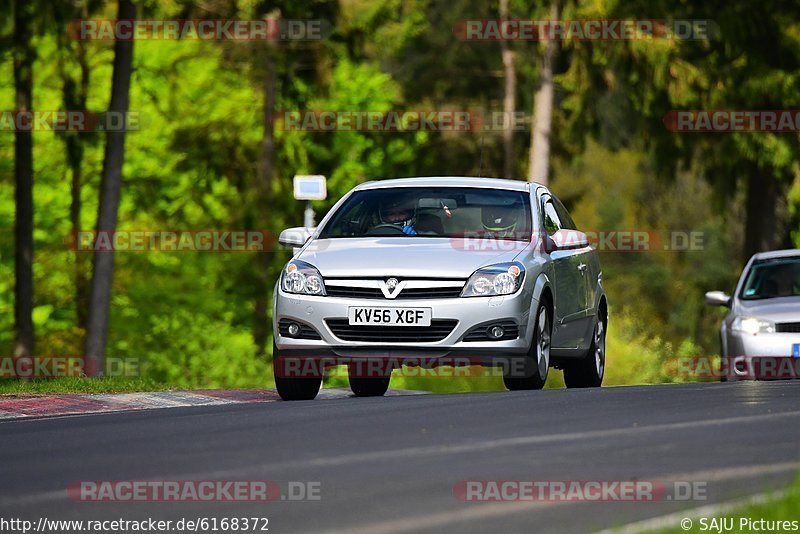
{"left": 278, "top": 227, "right": 313, "bottom": 247}
{"left": 704, "top": 290, "right": 731, "bottom": 307}
{"left": 548, "top": 229, "right": 589, "bottom": 251}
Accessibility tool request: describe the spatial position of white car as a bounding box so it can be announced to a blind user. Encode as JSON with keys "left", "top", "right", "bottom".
{"left": 706, "top": 249, "right": 800, "bottom": 379}
{"left": 273, "top": 177, "right": 608, "bottom": 400}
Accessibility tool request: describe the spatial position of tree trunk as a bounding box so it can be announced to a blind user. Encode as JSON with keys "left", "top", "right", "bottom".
{"left": 70, "top": 103, "right": 90, "bottom": 331}
{"left": 500, "top": 0, "right": 516, "bottom": 179}
{"left": 743, "top": 165, "right": 779, "bottom": 261}
{"left": 253, "top": 51, "right": 277, "bottom": 355}
{"left": 61, "top": 4, "right": 91, "bottom": 332}
{"left": 84, "top": 0, "right": 136, "bottom": 377}
{"left": 13, "top": 0, "right": 35, "bottom": 359}
{"left": 528, "top": 0, "right": 561, "bottom": 186}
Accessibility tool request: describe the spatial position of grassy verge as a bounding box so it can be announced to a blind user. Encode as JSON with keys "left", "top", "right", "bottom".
{"left": 659, "top": 477, "right": 800, "bottom": 533}
{"left": 0, "top": 365, "right": 278, "bottom": 397}
{"left": 0, "top": 377, "right": 173, "bottom": 396}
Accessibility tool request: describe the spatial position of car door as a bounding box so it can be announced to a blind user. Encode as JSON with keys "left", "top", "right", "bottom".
{"left": 542, "top": 195, "right": 589, "bottom": 349}
{"left": 551, "top": 195, "right": 596, "bottom": 346}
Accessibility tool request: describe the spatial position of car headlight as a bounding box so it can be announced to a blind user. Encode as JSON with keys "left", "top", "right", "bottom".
{"left": 461, "top": 262, "right": 525, "bottom": 297}
{"left": 731, "top": 316, "right": 774, "bottom": 335}
{"left": 281, "top": 260, "right": 326, "bottom": 296}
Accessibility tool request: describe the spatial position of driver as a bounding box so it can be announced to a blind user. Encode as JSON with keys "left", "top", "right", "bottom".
{"left": 481, "top": 204, "right": 519, "bottom": 238}
{"left": 378, "top": 196, "right": 418, "bottom": 235}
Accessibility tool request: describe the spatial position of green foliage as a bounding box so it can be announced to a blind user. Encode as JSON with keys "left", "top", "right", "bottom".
{"left": 128, "top": 309, "right": 270, "bottom": 388}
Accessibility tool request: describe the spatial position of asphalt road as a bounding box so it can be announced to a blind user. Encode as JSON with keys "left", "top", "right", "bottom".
{"left": 1, "top": 381, "right": 799, "bottom": 533}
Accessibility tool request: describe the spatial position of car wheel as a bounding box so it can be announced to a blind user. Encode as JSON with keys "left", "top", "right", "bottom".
{"left": 503, "top": 302, "right": 550, "bottom": 391}
{"left": 348, "top": 363, "right": 391, "bottom": 397}
{"left": 564, "top": 316, "right": 605, "bottom": 388}
{"left": 273, "top": 343, "right": 322, "bottom": 401}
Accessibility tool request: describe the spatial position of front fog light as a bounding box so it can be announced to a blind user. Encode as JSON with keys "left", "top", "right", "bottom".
{"left": 287, "top": 322, "right": 301, "bottom": 337}
{"left": 488, "top": 325, "right": 505, "bottom": 339}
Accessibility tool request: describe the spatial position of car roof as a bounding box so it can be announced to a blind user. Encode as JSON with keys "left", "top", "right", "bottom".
{"left": 354, "top": 176, "right": 538, "bottom": 192}
{"left": 751, "top": 249, "right": 800, "bottom": 261}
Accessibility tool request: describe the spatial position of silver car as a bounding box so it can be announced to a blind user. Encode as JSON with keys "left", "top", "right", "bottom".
{"left": 273, "top": 177, "right": 608, "bottom": 400}
{"left": 706, "top": 249, "right": 800, "bottom": 380}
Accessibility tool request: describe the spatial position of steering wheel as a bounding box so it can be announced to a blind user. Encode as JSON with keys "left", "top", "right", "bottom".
{"left": 365, "top": 223, "right": 406, "bottom": 236}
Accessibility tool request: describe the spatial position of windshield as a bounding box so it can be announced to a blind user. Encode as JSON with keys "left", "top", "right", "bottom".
{"left": 318, "top": 187, "right": 532, "bottom": 241}
{"left": 739, "top": 257, "right": 800, "bottom": 300}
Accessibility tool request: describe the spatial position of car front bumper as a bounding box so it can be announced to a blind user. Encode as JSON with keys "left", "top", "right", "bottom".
{"left": 727, "top": 331, "right": 800, "bottom": 357}
{"left": 273, "top": 286, "right": 536, "bottom": 363}
{"left": 725, "top": 331, "right": 800, "bottom": 380}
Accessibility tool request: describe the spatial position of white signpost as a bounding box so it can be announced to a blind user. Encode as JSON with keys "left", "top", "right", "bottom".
{"left": 293, "top": 175, "right": 327, "bottom": 227}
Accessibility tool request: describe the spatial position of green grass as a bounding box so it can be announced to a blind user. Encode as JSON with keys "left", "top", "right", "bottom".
{"left": 659, "top": 477, "right": 800, "bottom": 533}
{"left": 0, "top": 377, "right": 175, "bottom": 396}
{"left": 0, "top": 363, "right": 279, "bottom": 397}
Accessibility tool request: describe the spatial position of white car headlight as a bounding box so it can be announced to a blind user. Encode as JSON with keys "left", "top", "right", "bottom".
{"left": 462, "top": 262, "right": 525, "bottom": 297}
{"left": 281, "top": 260, "right": 326, "bottom": 296}
{"left": 732, "top": 316, "right": 774, "bottom": 335}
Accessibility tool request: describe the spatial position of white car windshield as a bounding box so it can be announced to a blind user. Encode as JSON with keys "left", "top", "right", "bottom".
{"left": 740, "top": 257, "right": 800, "bottom": 300}
{"left": 318, "top": 187, "right": 532, "bottom": 241}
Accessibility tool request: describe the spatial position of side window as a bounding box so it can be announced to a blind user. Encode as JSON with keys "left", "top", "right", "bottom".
{"left": 552, "top": 196, "right": 577, "bottom": 230}
{"left": 542, "top": 199, "right": 562, "bottom": 236}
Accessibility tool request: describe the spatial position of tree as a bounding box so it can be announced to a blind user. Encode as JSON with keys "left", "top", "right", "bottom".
{"left": 499, "top": 0, "right": 516, "bottom": 179}
{"left": 253, "top": 22, "right": 278, "bottom": 355}
{"left": 84, "top": 0, "right": 137, "bottom": 376}
{"left": 527, "top": 0, "right": 560, "bottom": 185}
{"left": 56, "top": 0, "right": 94, "bottom": 332}
{"left": 12, "top": 0, "right": 35, "bottom": 359}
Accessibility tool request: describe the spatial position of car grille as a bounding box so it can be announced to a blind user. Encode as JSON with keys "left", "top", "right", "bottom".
{"left": 325, "top": 285, "right": 464, "bottom": 299}
{"left": 325, "top": 287, "right": 384, "bottom": 299}
{"left": 278, "top": 319, "right": 322, "bottom": 340}
{"left": 325, "top": 319, "right": 458, "bottom": 342}
{"left": 776, "top": 322, "right": 800, "bottom": 333}
{"left": 396, "top": 287, "right": 464, "bottom": 299}
{"left": 462, "top": 320, "right": 519, "bottom": 342}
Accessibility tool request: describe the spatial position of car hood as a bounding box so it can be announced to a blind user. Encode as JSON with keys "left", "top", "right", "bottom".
{"left": 737, "top": 296, "right": 800, "bottom": 323}
{"left": 297, "top": 237, "right": 526, "bottom": 278}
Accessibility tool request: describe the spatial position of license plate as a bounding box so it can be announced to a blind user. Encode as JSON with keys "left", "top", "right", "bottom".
{"left": 348, "top": 307, "right": 432, "bottom": 327}
{"left": 793, "top": 344, "right": 800, "bottom": 358}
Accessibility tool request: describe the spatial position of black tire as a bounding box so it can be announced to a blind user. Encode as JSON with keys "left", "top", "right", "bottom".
{"left": 348, "top": 363, "right": 391, "bottom": 397}
{"left": 273, "top": 344, "right": 321, "bottom": 401}
{"left": 719, "top": 339, "right": 728, "bottom": 382}
{"left": 564, "top": 317, "right": 605, "bottom": 388}
{"left": 503, "top": 302, "right": 550, "bottom": 391}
